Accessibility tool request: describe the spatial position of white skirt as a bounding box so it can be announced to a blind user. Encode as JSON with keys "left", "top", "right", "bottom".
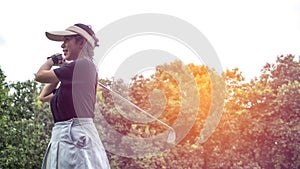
{"left": 41, "top": 118, "right": 110, "bottom": 169}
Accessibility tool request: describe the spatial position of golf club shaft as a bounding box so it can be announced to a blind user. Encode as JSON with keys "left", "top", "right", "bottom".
{"left": 98, "top": 82, "right": 174, "bottom": 131}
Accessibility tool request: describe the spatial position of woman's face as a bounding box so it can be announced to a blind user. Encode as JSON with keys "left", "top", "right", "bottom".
{"left": 61, "top": 35, "right": 82, "bottom": 61}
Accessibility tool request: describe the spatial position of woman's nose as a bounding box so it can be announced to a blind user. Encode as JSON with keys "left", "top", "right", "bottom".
{"left": 61, "top": 43, "right": 65, "bottom": 48}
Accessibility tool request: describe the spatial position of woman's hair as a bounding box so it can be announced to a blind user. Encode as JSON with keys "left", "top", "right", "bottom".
{"left": 75, "top": 23, "right": 99, "bottom": 47}
{"left": 74, "top": 23, "right": 99, "bottom": 58}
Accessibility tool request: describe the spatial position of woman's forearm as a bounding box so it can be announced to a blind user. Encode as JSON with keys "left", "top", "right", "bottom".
{"left": 35, "top": 59, "right": 59, "bottom": 83}
{"left": 38, "top": 82, "right": 59, "bottom": 102}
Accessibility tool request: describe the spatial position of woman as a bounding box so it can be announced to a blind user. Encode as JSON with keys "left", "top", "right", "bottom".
{"left": 35, "top": 23, "right": 110, "bottom": 169}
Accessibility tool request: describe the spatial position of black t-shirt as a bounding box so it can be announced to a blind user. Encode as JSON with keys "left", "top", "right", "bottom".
{"left": 50, "top": 58, "right": 97, "bottom": 122}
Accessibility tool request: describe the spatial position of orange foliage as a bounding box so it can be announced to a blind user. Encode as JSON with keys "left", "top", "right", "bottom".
{"left": 186, "top": 63, "right": 212, "bottom": 142}
{"left": 128, "top": 61, "right": 213, "bottom": 143}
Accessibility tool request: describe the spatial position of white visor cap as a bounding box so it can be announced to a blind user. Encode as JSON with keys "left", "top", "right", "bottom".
{"left": 45, "top": 25, "right": 96, "bottom": 48}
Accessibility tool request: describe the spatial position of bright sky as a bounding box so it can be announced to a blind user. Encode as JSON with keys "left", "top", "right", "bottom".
{"left": 1, "top": 0, "right": 300, "bottom": 82}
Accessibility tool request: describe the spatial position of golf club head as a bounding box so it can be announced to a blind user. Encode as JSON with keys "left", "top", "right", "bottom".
{"left": 167, "top": 129, "right": 176, "bottom": 144}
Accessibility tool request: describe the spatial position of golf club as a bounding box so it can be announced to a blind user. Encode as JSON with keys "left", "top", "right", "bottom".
{"left": 98, "top": 82, "right": 176, "bottom": 143}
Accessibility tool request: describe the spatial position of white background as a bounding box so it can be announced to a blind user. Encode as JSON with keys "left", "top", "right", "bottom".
{"left": 0, "top": 0, "right": 299, "bottom": 82}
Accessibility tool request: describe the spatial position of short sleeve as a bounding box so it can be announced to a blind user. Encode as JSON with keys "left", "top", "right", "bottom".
{"left": 53, "top": 62, "right": 75, "bottom": 82}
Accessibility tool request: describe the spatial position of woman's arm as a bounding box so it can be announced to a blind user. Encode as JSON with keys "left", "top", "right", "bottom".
{"left": 35, "top": 58, "right": 60, "bottom": 83}
{"left": 38, "top": 82, "right": 59, "bottom": 102}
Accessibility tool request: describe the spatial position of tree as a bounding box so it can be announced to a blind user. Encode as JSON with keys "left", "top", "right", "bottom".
{"left": 253, "top": 55, "right": 300, "bottom": 168}
{"left": 1, "top": 54, "right": 299, "bottom": 168}
{"left": 0, "top": 67, "right": 52, "bottom": 169}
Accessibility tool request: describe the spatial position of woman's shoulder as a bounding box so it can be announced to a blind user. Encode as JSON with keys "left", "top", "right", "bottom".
{"left": 76, "top": 58, "right": 95, "bottom": 65}
{"left": 74, "top": 58, "right": 97, "bottom": 72}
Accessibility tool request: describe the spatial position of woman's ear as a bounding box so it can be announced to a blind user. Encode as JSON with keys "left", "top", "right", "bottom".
{"left": 79, "top": 38, "right": 87, "bottom": 49}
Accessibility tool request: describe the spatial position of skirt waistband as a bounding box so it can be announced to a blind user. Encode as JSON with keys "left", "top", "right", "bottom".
{"left": 51, "top": 118, "right": 95, "bottom": 143}
{"left": 54, "top": 118, "right": 93, "bottom": 126}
